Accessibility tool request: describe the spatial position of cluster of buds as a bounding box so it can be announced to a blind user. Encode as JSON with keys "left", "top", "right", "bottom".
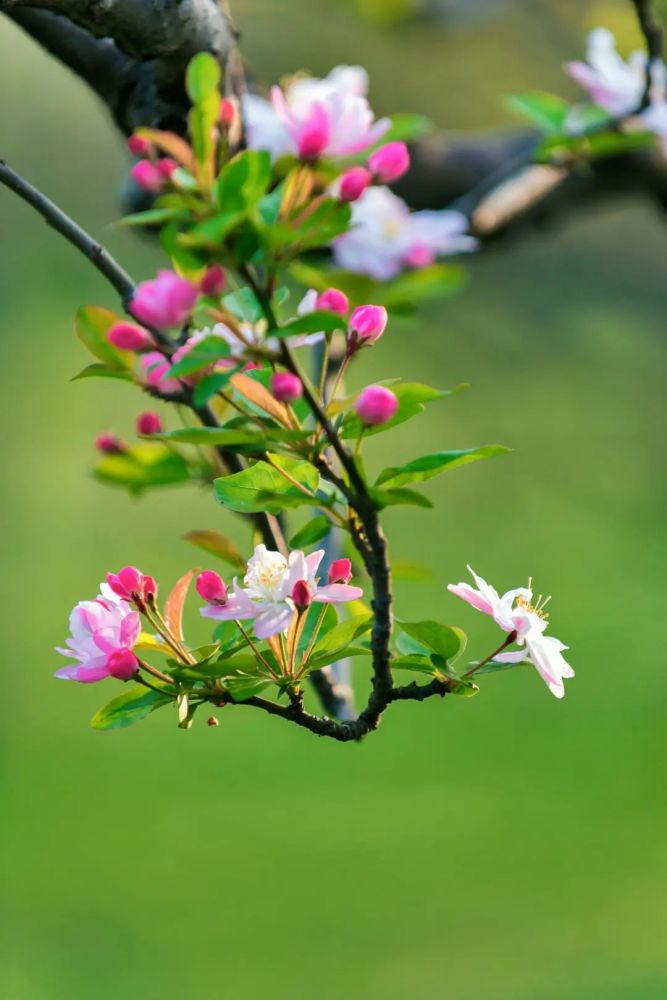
{"left": 127, "top": 134, "right": 179, "bottom": 194}
{"left": 339, "top": 141, "right": 411, "bottom": 203}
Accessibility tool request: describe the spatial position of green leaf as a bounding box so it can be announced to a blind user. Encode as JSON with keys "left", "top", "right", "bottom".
{"left": 214, "top": 457, "right": 319, "bottom": 514}
{"left": 307, "top": 645, "right": 370, "bottom": 671}
{"left": 382, "top": 112, "right": 432, "bottom": 143}
{"left": 223, "top": 286, "right": 263, "bottom": 323}
{"left": 310, "top": 613, "right": 373, "bottom": 662}
{"left": 72, "top": 364, "right": 133, "bottom": 383}
{"left": 376, "top": 446, "right": 509, "bottom": 489}
{"left": 176, "top": 653, "right": 259, "bottom": 681}
{"left": 296, "top": 604, "right": 337, "bottom": 658}
{"left": 271, "top": 198, "right": 351, "bottom": 251}
{"left": 289, "top": 515, "right": 331, "bottom": 549}
{"left": 369, "top": 487, "right": 434, "bottom": 510}
{"left": 75, "top": 306, "right": 132, "bottom": 369}
{"left": 395, "top": 620, "right": 467, "bottom": 664}
{"left": 91, "top": 684, "right": 172, "bottom": 730}
{"left": 166, "top": 336, "right": 231, "bottom": 379}
{"left": 506, "top": 91, "right": 570, "bottom": 133}
{"left": 183, "top": 529, "right": 245, "bottom": 570}
{"left": 193, "top": 370, "right": 240, "bottom": 406}
{"left": 391, "top": 655, "right": 440, "bottom": 676}
{"left": 269, "top": 310, "right": 346, "bottom": 340}
{"left": 156, "top": 427, "right": 293, "bottom": 449}
{"left": 469, "top": 658, "right": 528, "bottom": 676}
{"left": 94, "top": 443, "right": 191, "bottom": 494}
{"left": 186, "top": 52, "right": 221, "bottom": 104}
{"left": 179, "top": 211, "right": 247, "bottom": 248}
{"left": 216, "top": 150, "right": 272, "bottom": 214}
{"left": 224, "top": 676, "right": 273, "bottom": 701}
{"left": 161, "top": 220, "right": 208, "bottom": 275}
{"left": 342, "top": 383, "right": 447, "bottom": 439}
{"left": 119, "top": 207, "right": 189, "bottom": 228}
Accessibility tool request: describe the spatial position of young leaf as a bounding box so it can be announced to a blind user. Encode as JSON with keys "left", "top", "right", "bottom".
{"left": 72, "top": 364, "right": 134, "bottom": 383}
{"left": 376, "top": 446, "right": 509, "bottom": 489}
{"left": 391, "top": 655, "right": 441, "bottom": 676}
{"left": 310, "top": 613, "right": 373, "bottom": 661}
{"left": 183, "top": 529, "right": 245, "bottom": 570}
{"left": 214, "top": 457, "right": 319, "bottom": 514}
{"left": 93, "top": 443, "right": 191, "bottom": 494}
{"left": 193, "top": 369, "right": 239, "bottom": 407}
{"left": 135, "top": 128, "right": 197, "bottom": 172}
{"left": 505, "top": 91, "right": 570, "bottom": 133}
{"left": 164, "top": 569, "right": 197, "bottom": 644}
{"left": 395, "top": 620, "right": 467, "bottom": 664}
{"left": 224, "top": 676, "right": 273, "bottom": 701}
{"left": 186, "top": 52, "right": 221, "bottom": 104}
{"left": 369, "top": 487, "right": 434, "bottom": 510}
{"left": 166, "top": 336, "right": 231, "bottom": 378}
{"left": 289, "top": 515, "right": 331, "bottom": 549}
{"left": 230, "top": 372, "right": 292, "bottom": 426}
{"left": 470, "top": 658, "right": 528, "bottom": 676}
{"left": 268, "top": 310, "right": 345, "bottom": 340}
{"left": 216, "top": 150, "right": 272, "bottom": 213}
{"left": 91, "top": 685, "right": 172, "bottom": 731}
{"left": 75, "top": 306, "right": 133, "bottom": 369}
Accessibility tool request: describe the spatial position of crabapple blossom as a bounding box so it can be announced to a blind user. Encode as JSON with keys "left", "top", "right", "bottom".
{"left": 140, "top": 352, "right": 181, "bottom": 395}
{"left": 96, "top": 433, "right": 125, "bottom": 454}
{"left": 156, "top": 158, "right": 178, "bottom": 179}
{"left": 271, "top": 371, "right": 303, "bottom": 403}
{"left": 200, "top": 264, "right": 226, "bottom": 297}
{"left": 196, "top": 570, "right": 228, "bottom": 605}
{"left": 348, "top": 304, "right": 388, "bottom": 351}
{"left": 136, "top": 411, "right": 163, "bottom": 436}
{"left": 131, "top": 270, "right": 199, "bottom": 330}
{"left": 107, "top": 322, "right": 154, "bottom": 352}
{"left": 106, "top": 566, "right": 157, "bottom": 604}
{"left": 333, "top": 186, "right": 477, "bottom": 280}
{"left": 367, "top": 141, "right": 410, "bottom": 183}
{"left": 127, "top": 134, "right": 150, "bottom": 157}
{"left": 566, "top": 27, "right": 657, "bottom": 117}
{"left": 355, "top": 385, "right": 398, "bottom": 426}
{"left": 315, "top": 288, "right": 350, "bottom": 315}
{"left": 55, "top": 584, "right": 141, "bottom": 683}
{"left": 219, "top": 98, "right": 237, "bottom": 127}
{"left": 244, "top": 65, "right": 389, "bottom": 161}
{"left": 329, "top": 559, "right": 352, "bottom": 585}
{"left": 130, "top": 161, "right": 165, "bottom": 193}
{"left": 339, "top": 166, "right": 372, "bottom": 202}
{"left": 291, "top": 579, "right": 312, "bottom": 611}
{"left": 448, "top": 566, "right": 575, "bottom": 699}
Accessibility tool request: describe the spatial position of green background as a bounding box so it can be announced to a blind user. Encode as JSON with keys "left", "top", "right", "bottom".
{"left": 1, "top": 1, "right": 666, "bottom": 997}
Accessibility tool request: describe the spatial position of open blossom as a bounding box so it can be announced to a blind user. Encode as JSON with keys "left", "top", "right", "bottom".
{"left": 244, "top": 65, "right": 389, "bottom": 160}
{"left": 55, "top": 584, "right": 140, "bottom": 683}
{"left": 333, "top": 186, "right": 477, "bottom": 280}
{"left": 131, "top": 270, "right": 199, "bottom": 329}
{"left": 448, "top": 566, "right": 574, "bottom": 699}
{"left": 199, "top": 544, "right": 363, "bottom": 639}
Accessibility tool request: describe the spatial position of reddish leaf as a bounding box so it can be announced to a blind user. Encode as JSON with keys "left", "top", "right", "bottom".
{"left": 164, "top": 569, "right": 197, "bottom": 643}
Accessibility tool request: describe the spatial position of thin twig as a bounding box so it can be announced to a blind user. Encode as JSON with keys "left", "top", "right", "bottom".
{"left": 633, "top": 0, "right": 664, "bottom": 109}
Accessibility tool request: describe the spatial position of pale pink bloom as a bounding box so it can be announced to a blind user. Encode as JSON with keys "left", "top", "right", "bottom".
{"left": 566, "top": 27, "right": 650, "bottom": 116}
{"left": 355, "top": 385, "right": 398, "bottom": 426}
{"left": 368, "top": 141, "right": 410, "bottom": 183}
{"left": 339, "top": 166, "right": 372, "bottom": 202}
{"left": 271, "top": 371, "right": 302, "bottom": 403}
{"left": 334, "top": 186, "right": 477, "bottom": 280}
{"left": 107, "top": 322, "right": 154, "bottom": 352}
{"left": 244, "top": 65, "right": 389, "bottom": 160}
{"left": 200, "top": 544, "right": 362, "bottom": 639}
{"left": 140, "top": 352, "right": 181, "bottom": 395}
{"left": 131, "top": 270, "right": 198, "bottom": 329}
{"left": 55, "top": 584, "right": 141, "bottom": 683}
{"left": 448, "top": 566, "right": 575, "bottom": 699}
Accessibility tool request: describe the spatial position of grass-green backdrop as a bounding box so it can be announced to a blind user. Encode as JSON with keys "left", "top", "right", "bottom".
{"left": 2, "top": 1, "right": 666, "bottom": 997}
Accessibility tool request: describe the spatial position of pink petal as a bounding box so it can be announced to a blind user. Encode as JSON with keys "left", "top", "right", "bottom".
{"left": 254, "top": 604, "right": 294, "bottom": 639}
{"left": 314, "top": 584, "right": 363, "bottom": 603}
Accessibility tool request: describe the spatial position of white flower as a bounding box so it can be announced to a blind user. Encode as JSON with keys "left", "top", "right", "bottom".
{"left": 332, "top": 186, "right": 477, "bottom": 280}
{"left": 448, "top": 566, "right": 575, "bottom": 699}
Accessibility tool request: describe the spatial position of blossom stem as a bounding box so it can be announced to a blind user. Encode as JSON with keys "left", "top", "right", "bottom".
{"left": 135, "top": 673, "right": 175, "bottom": 696}
{"left": 234, "top": 620, "right": 276, "bottom": 677}
{"left": 296, "top": 604, "right": 328, "bottom": 677}
{"left": 143, "top": 606, "right": 194, "bottom": 665}
{"left": 464, "top": 630, "right": 518, "bottom": 678}
{"left": 137, "top": 657, "right": 177, "bottom": 687}
{"left": 318, "top": 335, "right": 331, "bottom": 401}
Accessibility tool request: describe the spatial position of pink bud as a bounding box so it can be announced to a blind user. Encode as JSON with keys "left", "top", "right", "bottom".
{"left": 354, "top": 385, "right": 399, "bottom": 426}
{"left": 348, "top": 304, "right": 388, "bottom": 351}
{"left": 291, "top": 579, "right": 312, "bottom": 611}
{"left": 131, "top": 270, "right": 199, "bottom": 329}
{"left": 404, "top": 243, "right": 435, "bottom": 269}
{"left": 196, "top": 570, "right": 228, "bottom": 605}
{"left": 339, "top": 166, "right": 372, "bottom": 202}
{"left": 107, "top": 649, "right": 139, "bottom": 680}
{"left": 368, "top": 141, "right": 410, "bottom": 184}
{"left": 200, "top": 265, "right": 226, "bottom": 298}
{"left": 271, "top": 372, "right": 303, "bottom": 404}
{"left": 296, "top": 107, "right": 330, "bottom": 161}
{"left": 328, "top": 558, "right": 353, "bottom": 585}
{"left": 219, "top": 98, "right": 237, "bottom": 128}
{"left": 107, "top": 566, "right": 144, "bottom": 601}
{"left": 107, "top": 322, "right": 154, "bottom": 352}
{"left": 136, "top": 411, "right": 163, "bottom": 436}
{"left": 142, "top": 576, "right": 158, "bottom": 603}
{"left": 130, "top": 160, "right": 165, "bottom": 193}
{"left": 156, "top": 157, "right": 178, "bottom": 179}
{"left": 127, "top": 134, "right": 151, "bottom": 157}
{"left": 315, "top": 288, "right": 349, "bottom": 316}
{"left": 96, "top": 434, "right": 125, "bottom": 454}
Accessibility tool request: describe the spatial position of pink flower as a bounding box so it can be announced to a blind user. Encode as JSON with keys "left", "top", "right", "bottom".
{"left": 329, "top": 559, "right": 352, "bottom": 584}
{"left": 106, "top": 566, "right": 157, "bottom": 605}
{"left": 196, "top": 570, "right": 228, "bottom": 605}
{"left": 354, "top": 385, "right": 398, "bottom": 426}
{"left": 404, "top": 243, "right": 436, "bottom": 269}
{"left": 131, "top": 270, "right": 199, "bottom": 330}
{"left": 55, "top": 584, "right": 141, "bottom": 683}
{"left": 348, "top": 304, "right": 387, "bottom": 351}
{"left": 131, "top": 161, "right": 165, "bottom": 193}
{"left": 136, "top": 411, "right": 163, "bottom": 436}
{"left": 107, "top": 322, "right": 154, "bottom": 352}
{"left": 96, "top": 433, "right": 125, "bottom": 454}
{"left": 127, "top": 134, "right": 151, "bottom": 157}
{"left": 244, "top": 66, "right": 389, "bottom": 160}
{"left": 271, "top": 371, "right": 302, "bottom": 403}
{"left": 566, "top": 28, "right": 649, "bottom": 116}
{"left": 339, "top": 166, "right": 372, "bottom": 202}
{"left": 448, "top": 566, "right": 575, "bottom": 699}
{"left": 316, "top": 288, "right": 349, "bottom": 316}
{"left": 200, "top": 265, "right": 226, "bottom": 297}
{"left": 368, "top": 141, "right": 410, "bottom": 183}
{"left": 140, "top": 352, "right": 181, "bottom": 395}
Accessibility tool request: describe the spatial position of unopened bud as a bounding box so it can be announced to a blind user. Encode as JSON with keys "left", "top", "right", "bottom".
{"left": 127, "top": 134, "right": 151, "bottom": 157}
{"left": 354, "top": 385, "right": 398, "bottom": 427}
{"left": 367, "top": 141, "right": 410, "bottom": 184}
{"left": 130, "top": 160, "right": 165, "bottom": 193}
{"left": 339, "top": 165, "right": 372, "bottom": 202}
{"left": 200, "top": 264, "right": 226, "bottom": 298}
{"left": 196, "top": 570, "right": 228, "bottom": 605}
{"left": 108, "top": 322, "right": 154, "bottom": 352}
{"left": 219, "top": 98, "right": 237, "bottom": 128}
{"left": 348, "top": 305, "right": 387, "bottom": 351}
{"left": 271, "top": 371, "right": 303, "bottom": 404}
{"left": 291, "top": 579, "right": 312, "bottom": 611}
{"left": 107, "top": 649, "right": 139, "bottom": 681}
{"left": 136, "top": 411, "right": 163, "bottom": 436}
{"left": 316, "top": 288, "right": 349, "bottom": 316}
{"left": 96, "top": 434, "right": 126, "bottom": 455}
{"left": 328, "top": 558, "right": 352, "bottom": 585}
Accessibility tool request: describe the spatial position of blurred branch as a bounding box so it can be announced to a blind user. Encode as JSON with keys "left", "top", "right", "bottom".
{"left": 632, "top": 0, "right": 663, "bottom": 107}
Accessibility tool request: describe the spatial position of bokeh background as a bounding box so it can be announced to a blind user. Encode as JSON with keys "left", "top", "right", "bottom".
{"left": 2, "top": 1, "right": 666, "bottom": 997}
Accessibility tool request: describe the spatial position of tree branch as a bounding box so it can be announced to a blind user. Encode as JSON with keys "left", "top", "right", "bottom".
{"left": 633, "top": 0, "right": 663, "bottom": 108}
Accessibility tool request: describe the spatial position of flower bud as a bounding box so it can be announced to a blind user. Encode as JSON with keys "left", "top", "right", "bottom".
{"left": 348, "top": 305, "right": 387, "bottom": 350}
{"left": 196, "top": 570, "right": 228, "bottom": 605}
{"left": 219, "top": 98, "right": 237, "bottom": 128}
{"left": 131, "top": 270, "right": 198, "bottom": 329}
{"left": 291, "top": 579, "right": 312, "bottom": 611}
{"left": 136, "top": 411, "right": 163, "bottom": 436}
{"left": 315, "top": 288, "right": 349, "bottom": 316}
{"left": 297, "top": 119, "right": 329, "bottom": 161}
{"left": 156, "top": 157, "right": 178, "bottom": 179}
{"left": 328, "top": 558, "right": 353, "bottom": 585}
{"left": 271, "top": 372, "right": 303, "bottom": 404}
{"left": 107, "top": 566, "right": 144, "bottom": 600}
{"left": 127, "top": 134, "right": 151, "bottom": 157}
{"left": 96, "top": 434, "right": 125, "bottom": 454}
{"left": 142, "top": 576, "right": 158, "bottom": 604}
{"left": 200, "top": 265, "right": 226, "bottom": 298}
{"left": 404, "top": 243, "right": 435, "bottom": 269}
{"left": 107, "top": 322, "right": 154, "bottom": 352}
{"left": 107, "top": 648, "right": 139, "bottom": 681}
{"left": 130, "top": 160, "right": 165, "bottom": 193}
{"left": 207, "top": 715, "right": 220, "bottom": 727}
{"left": 339, "top": 166, "right": 372, "bottom": 202}
{"left": 354, "top": 385, "right": 399, "bottom": 426}
{"left": 367, "top": 141, "right": 410, "bottom": 183}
